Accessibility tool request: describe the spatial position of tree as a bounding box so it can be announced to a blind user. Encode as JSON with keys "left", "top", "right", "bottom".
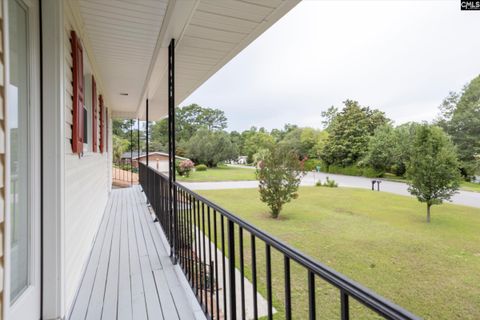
{"left": 312, "top": 130, "right": 329, "bottom": 159}
{"left": 256, "top": 148, "right": 304, "bottom": 218}
{"left": 278, "top": 128, "right": 303, "bottom": 157}
{"left": 321, "top": 106, "right": 338, "bottom": 129}
{"left": 321, "top": 100, "right": 390, "bottom": 166}
{"left": 243, "top": 130, "right": 275, "bottom": 163}
{"left": 365, "top": 124, "right": 396, "bottom": 173}
{"left": 390, "top": 123, "right": 418, "bottom": 176}
{"left": 437, "top": 75, "right": 480, "bottom": 178}
{"left": 406, "top": 124, "right": 461, "bottom": 223}
{"left": 271, "top": 123, "right": 298, "bottom": 142}
{"left": 229, "top": 131, "right": 244, "bottom": 155}
{"left": 112, "top": 135, "right": 129, "bottom": 163}
{"left": 150, "top": 103, "right": 228, "bottom": 147}
{"left": 277, "top": 127, "right": 325, "bottom": 159}
{"left": 184, "top": 129, "right": 238, "bottom": 167}
{"left": 112, "top": 119, "right": 133, "bottom": 138}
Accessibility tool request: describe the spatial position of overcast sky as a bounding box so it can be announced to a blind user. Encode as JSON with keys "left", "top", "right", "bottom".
{"left": 182, "top": 0, "right": 480, "bottom": 132}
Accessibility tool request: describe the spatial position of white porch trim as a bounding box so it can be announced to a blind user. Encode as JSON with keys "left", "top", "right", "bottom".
{"left": 41, "top": 0, "right": 66, "bottom": 318}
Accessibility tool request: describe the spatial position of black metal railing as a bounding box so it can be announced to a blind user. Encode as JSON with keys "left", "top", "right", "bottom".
{"left": 112, "top": 159, "right": 138, "bottom": 186}
{"left": 139, "top": 162, "right": 420, "bottom": 320}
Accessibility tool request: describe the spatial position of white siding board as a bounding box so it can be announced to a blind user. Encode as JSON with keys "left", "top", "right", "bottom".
{"left": 63, "top": 3, "right": 112, "bottom": 311}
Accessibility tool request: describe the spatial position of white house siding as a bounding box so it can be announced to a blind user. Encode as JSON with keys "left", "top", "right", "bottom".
{"left": 63, "top": 2, "right": 111, "bottom": 310}
{"left": 0, "top": 1, "right": 5, "bottom": 317}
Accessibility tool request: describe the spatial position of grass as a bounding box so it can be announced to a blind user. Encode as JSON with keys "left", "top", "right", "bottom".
{"left": 197, "top": 187, "right": 480, "bottom": 319}
{"left": 460, "top": 181, "right": 480, "bottom": 193}
{"left": 383, "top": 173, "right": 480, "bottom": 193}
{"left": 177, "top": 165, "right": 256, "bottom": 182}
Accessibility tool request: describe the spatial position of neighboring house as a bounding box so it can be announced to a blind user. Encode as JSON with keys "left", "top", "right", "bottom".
{"left": 0, "top": 1, "right": 419, "bottom": 320}
{"left": 237, "top": 156, "right": 248, "bottom": 165}
{"left": 120, "top": 151, "right": 189, "bottom": 172}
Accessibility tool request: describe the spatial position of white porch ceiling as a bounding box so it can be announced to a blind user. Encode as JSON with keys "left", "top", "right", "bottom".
{"left": 78, "top": 0, "right": 167, "bottom": 116}
{"left": 79, "top": 0, "right": 300, "bottom": 120}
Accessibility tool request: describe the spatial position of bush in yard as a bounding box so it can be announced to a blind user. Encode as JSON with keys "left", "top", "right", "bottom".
{"left": 195, "top": 164, "right": 207, "bottom": 171}
{"left": 323, "top": 177, "right": 338, "bottom": 187}
{"left": 406, "top": 124, "right": 461, "bottom": 223}
{"left": 362, "top": 167, "right": 384, "bottom": 178}
{"left": 327, "top": 165, "right": 363, "bottom": 176}
{"left": 177, "top": 159, "right": 195, "bottom": 177}
{"left": 315, "top": 177, "right": 338, "bottom": 188}
{"left": 256, "top": 148, "right": 305, "bottom": 218}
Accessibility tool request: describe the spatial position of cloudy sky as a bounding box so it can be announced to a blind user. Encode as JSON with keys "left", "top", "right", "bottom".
{"left": 182, "top": 0, "right": 480, "bottom": 132}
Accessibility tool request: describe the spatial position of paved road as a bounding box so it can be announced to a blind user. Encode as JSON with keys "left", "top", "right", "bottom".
{"left": 180, "top": 171, "right": 480, "bottom": 209}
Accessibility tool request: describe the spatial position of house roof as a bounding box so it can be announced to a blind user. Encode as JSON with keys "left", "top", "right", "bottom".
{"left": 76, "top": 0, "right": 300, "bottom": 120}
{"left": 120, "top": 151, "right": 188, "bottom": 161}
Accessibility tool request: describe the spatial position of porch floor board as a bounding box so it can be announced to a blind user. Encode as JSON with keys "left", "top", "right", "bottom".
{"left": 69, "top": 186, "right": 196, "bottom": 320}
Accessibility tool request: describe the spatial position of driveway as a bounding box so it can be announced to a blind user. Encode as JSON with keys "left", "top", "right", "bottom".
{"left": 180, "top": 172, "right": 480, "bottom": 209}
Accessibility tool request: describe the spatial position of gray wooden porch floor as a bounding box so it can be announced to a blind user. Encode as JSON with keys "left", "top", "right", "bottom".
{"left": 69, "top": 186, "right": 198, "bottom": 320}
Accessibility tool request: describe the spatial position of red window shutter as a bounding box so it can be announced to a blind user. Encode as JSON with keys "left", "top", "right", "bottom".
{"left": 99, "top": 95, "right": 104, "bottom": 153}
{"left": 92, "top": 76, "right": 98, "bottom": 152}
{"left": 106, "top": 108, "right": 109, "bottom": 152}
{"left": 71, "top": 30, "right": 84, "bottom": 154}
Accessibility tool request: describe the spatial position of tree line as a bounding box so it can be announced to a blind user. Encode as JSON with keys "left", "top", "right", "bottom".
{"left": 113, "top": 75, "right": 479, "bottom": 221}
{"left": 113, "top": 75, "right": 479, "bottom": 181}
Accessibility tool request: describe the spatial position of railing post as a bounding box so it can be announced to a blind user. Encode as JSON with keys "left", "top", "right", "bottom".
{"left": 227, "top": 220, "right": 236, "bottom": 320}
{"left": 145, "top": 99, "right": 149, "bottom": 204}
{"left": 130, "top": 119, "right": 133, "bottom": 186}
{"left": 168, "top": 38, "right": 177, "bottom": 264}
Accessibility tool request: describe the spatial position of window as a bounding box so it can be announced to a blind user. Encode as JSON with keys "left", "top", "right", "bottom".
{"left": 83, "top": 73, "right": 93, "bottom": 152}
{"left": 83, "top": 105, "right": 88, "bottom": 145}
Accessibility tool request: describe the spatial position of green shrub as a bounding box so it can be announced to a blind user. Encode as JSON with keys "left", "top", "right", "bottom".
{"left": 325, "top": 165, "right": 383, "bottom": 178}
{"left": 316, "top": 176, "right": 338, "bottom": 188}
{"left": 303, "top": 159, "right": 324, "bottom": 172}
{"left": 327, "top": 165, "right": 363, "bottom": 176}
{"left": 362, "top": 167, "right": 384, "bottom": 178}
{"left": 391, "top": 163, "right": 406, "bottom": 176}
{"left": 177, "top": 159, "right": 195, "bottom": 177}
{"left": 257, "top": 148, "right": 304, "bottom": 218}
{"left": 196, "top": 164, "right": 207, "bottom": 171}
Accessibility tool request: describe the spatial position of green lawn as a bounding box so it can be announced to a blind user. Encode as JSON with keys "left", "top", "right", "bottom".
{"left": 177, "top": 165, "right": 256, "bottom": 182}
{"left": 461, "top": 181, "right": 480, "bottom": 193}
{"left": 197, "top": 187, "right": 480, "bottom": 319}
{"left": 384, "top": 173, "right": 480, "bottom": 193}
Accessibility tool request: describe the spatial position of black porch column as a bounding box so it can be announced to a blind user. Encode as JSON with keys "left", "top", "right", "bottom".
{"left": 137, "top": 118, "right": 140, "bottom": 159}
{"left": 168, "top": 38, "right": 177, "bottom": 263}
{"left": 168, "top": 39, "right": 176, "bottom": 184}
{"left": 146, "top": 98, "right": 149, "bottom": 167}
{"left": 130, "top": 119, "right": 133, "bottom": 186}
{"left": 145, "top": 99, "right": 150, "bottom": 204}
